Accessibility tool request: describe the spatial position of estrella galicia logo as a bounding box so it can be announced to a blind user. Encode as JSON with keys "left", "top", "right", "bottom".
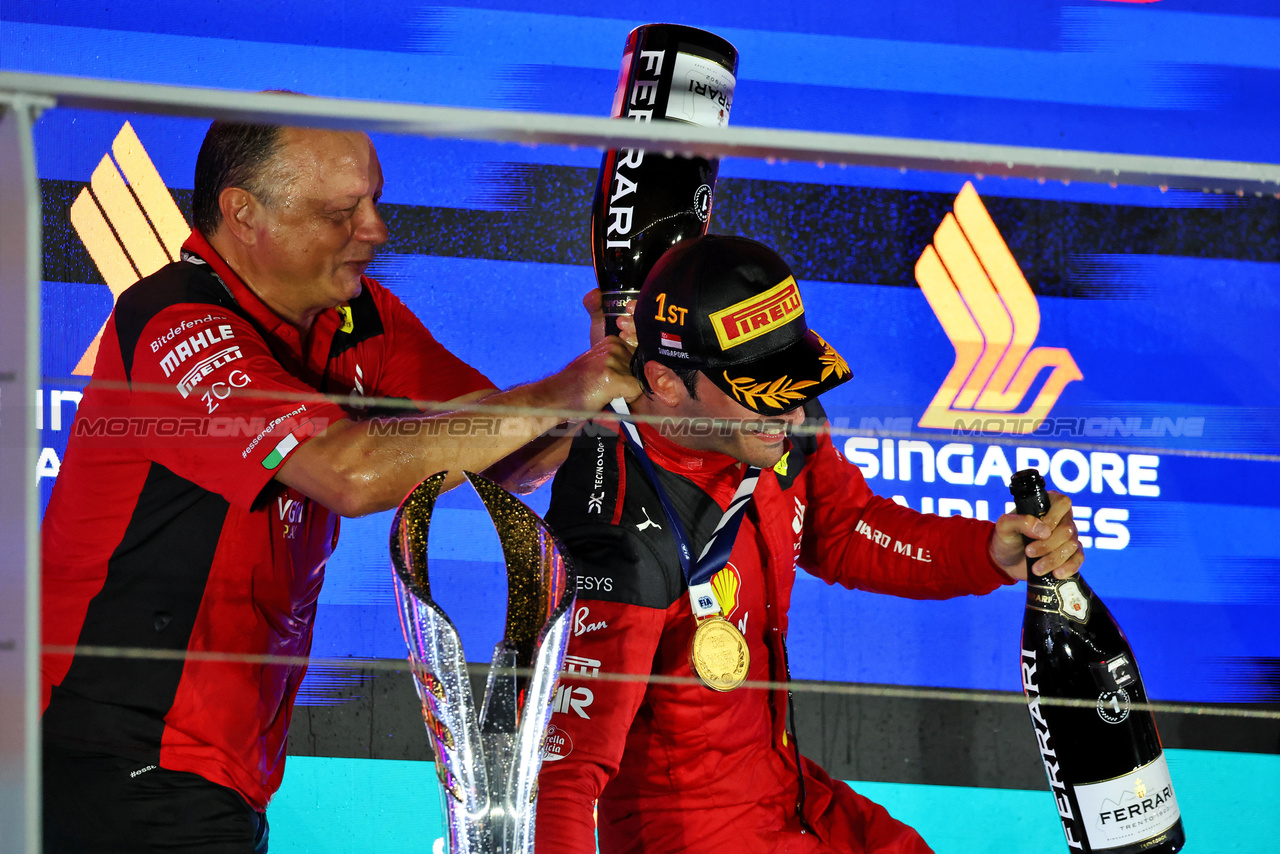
{"left": 915, "top": 182, "right": 1083, "bottom": 434}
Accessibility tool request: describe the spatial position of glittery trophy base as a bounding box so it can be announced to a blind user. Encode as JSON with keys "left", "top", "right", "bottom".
{"left": 391, "top": 471, "right": 577, "bottom": 854}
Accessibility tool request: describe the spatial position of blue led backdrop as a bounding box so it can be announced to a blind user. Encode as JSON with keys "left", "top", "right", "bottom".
{"left": 7, "top": 0, "right": 1279, "bottom": 710}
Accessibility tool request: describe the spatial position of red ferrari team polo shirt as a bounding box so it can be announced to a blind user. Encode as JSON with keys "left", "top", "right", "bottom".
{"left": 41, "top": 230, "right": 492, "bottom": 810}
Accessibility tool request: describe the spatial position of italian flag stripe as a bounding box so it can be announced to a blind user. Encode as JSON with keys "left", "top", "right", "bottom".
{"left": 262, "top": 432, "right": 301, "bottom": 470}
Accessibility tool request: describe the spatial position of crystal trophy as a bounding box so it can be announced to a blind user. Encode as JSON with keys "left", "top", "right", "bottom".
{"left": 391, "top": 471, "right": 577, "bottom": 854}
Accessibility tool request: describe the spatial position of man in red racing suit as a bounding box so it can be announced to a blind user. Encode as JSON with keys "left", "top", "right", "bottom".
{"left": 535, "top": 236, "right": 1083, "bottom": 853}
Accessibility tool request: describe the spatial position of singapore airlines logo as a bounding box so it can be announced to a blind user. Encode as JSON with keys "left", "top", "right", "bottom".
{"left": 915, "top": 182, "right": 1082, "bottom": 434}
{"left": 69, "top": 122, "right": 189, "bottom": 374}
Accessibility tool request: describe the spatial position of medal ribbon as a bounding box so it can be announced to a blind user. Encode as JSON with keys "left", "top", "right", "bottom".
{"left": 608, "top": 399, "right": 759, "bottom": 618}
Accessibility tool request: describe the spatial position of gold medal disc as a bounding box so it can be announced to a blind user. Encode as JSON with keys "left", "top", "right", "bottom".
{"left": 690, "top": 616, "right": 750, "bottom": 692}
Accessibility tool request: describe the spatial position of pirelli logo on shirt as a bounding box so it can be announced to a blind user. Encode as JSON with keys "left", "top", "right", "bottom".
{"left": 176, "top": 346, "right": 245, "bottom": 399}
{"left": 70, "top": 122, "right": 190, "bottom": 375}
{"left": 160, "top": 323, "right": 236, "bottom": 378}
{"left": 709, "top": 276, "right": 804, "bottom": 351}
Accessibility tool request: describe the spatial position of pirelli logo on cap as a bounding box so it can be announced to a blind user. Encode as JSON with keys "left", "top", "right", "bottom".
{"left": 709, "top": 276, "right": 804, "bottom": 351}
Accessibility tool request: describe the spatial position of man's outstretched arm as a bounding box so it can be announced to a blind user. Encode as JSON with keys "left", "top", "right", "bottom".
{"left": 277, "top": 337, "right": 640, "bottom": 516}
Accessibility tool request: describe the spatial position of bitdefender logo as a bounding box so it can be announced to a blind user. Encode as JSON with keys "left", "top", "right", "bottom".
{"left": 915, "top": 183, "right": 1082, "bottom": 434}
{"left": 70, "top": 122, "right": 189, "bottom": 375}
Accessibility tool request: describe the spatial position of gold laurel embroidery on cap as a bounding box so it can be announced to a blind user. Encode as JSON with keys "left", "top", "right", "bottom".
{"left": 813, "top": 333, "right": 850, "bottom": 381}
{"left": 723, "top": 373, "right": 819, "bottom": 410}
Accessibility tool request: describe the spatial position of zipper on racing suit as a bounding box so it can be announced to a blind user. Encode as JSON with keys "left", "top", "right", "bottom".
{"left": 781, "top": 634, "right": 817, "bottom": 836}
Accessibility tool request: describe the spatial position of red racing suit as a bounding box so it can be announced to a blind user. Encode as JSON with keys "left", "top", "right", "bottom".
{"left": 535, "top": 405, "right": 1014, "bottom": 853}
{"left": 41, "top": 230, "right": 492, "bottom": 811}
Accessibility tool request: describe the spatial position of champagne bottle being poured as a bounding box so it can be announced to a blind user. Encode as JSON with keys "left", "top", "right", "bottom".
{"left": 591, "top": 24, "right": 738, "bottom": 337}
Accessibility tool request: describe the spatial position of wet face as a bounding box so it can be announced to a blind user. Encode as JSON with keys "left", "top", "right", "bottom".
{"left": 668, "top": 373, "right": 805, "bottom": 469}
{"left": 249, "top": 128, "right": 387, "bottom": 311}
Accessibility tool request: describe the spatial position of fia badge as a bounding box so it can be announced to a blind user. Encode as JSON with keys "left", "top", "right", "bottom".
{"left": 690, "top": 615, "right": 750, "bottom": 692}
{"left": 1056, "top": 579, "right": 1090, "bottom": 623}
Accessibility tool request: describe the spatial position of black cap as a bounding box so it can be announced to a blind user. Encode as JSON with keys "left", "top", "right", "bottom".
{"left": 635, "top": 235, "right": 852, "bottom": 415}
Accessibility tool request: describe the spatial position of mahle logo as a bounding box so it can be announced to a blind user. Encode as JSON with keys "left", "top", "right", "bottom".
{"left": 70, "top": 122, "right": 189, "bottom": 374}
{"left": 915, "top": 182, "right": 1082, "bottom": 434}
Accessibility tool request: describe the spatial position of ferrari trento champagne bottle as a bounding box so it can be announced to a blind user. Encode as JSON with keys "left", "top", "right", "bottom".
{"left": 1012, "top": 469, "right": 1184, "bottom": 853}
{"left": 591, "top": 24, "right": 738, "bottom": 336}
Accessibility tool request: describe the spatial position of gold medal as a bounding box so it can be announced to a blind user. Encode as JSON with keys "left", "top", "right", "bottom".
{"left": 689, "top": 615, "right": 750, "bottom": 692}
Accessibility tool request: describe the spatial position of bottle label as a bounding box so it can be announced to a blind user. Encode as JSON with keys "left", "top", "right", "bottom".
{"left": 1028, "top": 578, "right": 1091, "bottom": 623}
{"left": 666, "top": 52, "right": 735, "bottom": 128}
{"left": 1057, "top": 579, "right": 1090, "bottom": 623}
{"left": 1073, "top": 753, "right": 1180, "bottom": 850}
{"left": 1026, "top": 583, "right": 1058, "bottom": 614}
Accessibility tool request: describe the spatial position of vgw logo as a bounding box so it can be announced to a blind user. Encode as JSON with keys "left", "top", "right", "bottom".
{"left": 70, "top": 122, "right": 189, "bottom": 375}
{"left": 915, "top": 183, "right": 1082, "bottom": 435}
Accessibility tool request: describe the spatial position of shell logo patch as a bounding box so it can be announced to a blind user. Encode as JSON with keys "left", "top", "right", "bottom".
{"left": 711, "top": 563, "right": 742, "bottom": 617}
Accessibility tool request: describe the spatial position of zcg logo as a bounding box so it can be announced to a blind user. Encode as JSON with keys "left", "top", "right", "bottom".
{"left": 201, "top": 369, "right": 251, "bottom": 414}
